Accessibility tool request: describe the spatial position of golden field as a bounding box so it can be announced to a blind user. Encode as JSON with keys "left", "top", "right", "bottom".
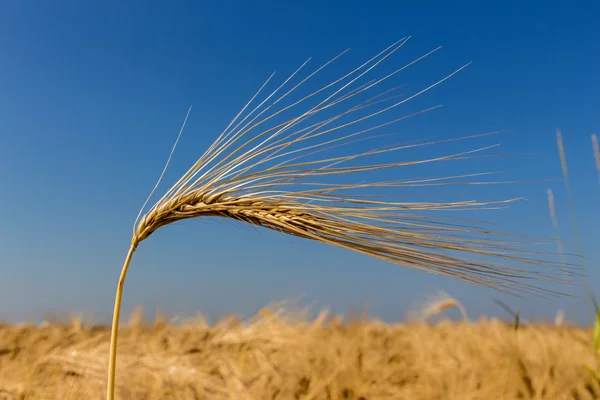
{"left": 0, "top": 304, "right": 598, "bottom": 400}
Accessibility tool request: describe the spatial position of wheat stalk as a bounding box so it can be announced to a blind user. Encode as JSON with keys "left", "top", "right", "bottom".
{"left": 105, "top": 38, "right": 579, "bottom": 399}
{"left": 547, "top": 188, "right": 575, "bottom": 320}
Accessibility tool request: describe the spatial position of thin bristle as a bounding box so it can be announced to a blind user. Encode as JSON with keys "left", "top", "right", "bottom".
{"left": 592, "top": 134, "right": 600, "bottom": 183}
{"left": 547, "top": 189, "right": 574, "bottom": 310}
{"left": 555, "top": 130, "right": 587, "bottom": 285}
{"left": 546, "top": 189, "right": 567, "bottom": 266}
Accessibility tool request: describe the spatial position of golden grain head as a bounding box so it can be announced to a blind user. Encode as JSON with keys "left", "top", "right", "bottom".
{"left": 105, "top": 38, "right": 583, "bottom": 400}
{"left": 407, "top": 291, "right": 468, "bottom": 322}
{"left": 130, "top": 38, "right": 579, "bottom": 295}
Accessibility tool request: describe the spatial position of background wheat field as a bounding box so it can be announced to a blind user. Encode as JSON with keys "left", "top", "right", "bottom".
{"left": 0, "top": 302, "right": 598, "bottom": 400}
{"left": 2, "top": 3, "right": 600, "bottom": 400}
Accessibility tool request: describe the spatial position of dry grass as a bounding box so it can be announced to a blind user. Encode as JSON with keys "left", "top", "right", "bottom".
{"left": 1, "top": 305, "right": 599, "bottom": 400}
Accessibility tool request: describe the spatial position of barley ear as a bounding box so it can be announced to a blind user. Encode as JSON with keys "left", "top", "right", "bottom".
{"left": 104, "top": 40, "right": 580, "bottom": 400}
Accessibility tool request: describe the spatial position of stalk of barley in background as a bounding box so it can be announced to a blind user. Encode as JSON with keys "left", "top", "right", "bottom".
{"left": 547, "top": 188, "right": 575, "bottom": 321}
{"left": 105, "top": 38, "right": 579, "bottom": 400}
{"left": 556, "top": 130, "right": 590, "bottom": 322}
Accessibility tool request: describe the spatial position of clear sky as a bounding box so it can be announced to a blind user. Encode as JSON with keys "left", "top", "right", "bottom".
{"left": 1, "top": 0, "right": 599, "bottom": 325}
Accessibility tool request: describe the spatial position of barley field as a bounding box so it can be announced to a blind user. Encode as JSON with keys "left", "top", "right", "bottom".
{"left": 1, "top": 304, "right": 598, "bottom": 400}
{"left": 2, "top": 5, "right": 598, "bottom": 400}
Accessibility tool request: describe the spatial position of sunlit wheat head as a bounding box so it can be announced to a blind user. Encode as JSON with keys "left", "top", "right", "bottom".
{"left": 134, "top": 38, "right": 579, "bottom": 294}
{"left": 106, "top": 37, "right": 581, "bottom": 400}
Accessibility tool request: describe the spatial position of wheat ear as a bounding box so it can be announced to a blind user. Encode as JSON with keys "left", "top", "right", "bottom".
{"left": 106, "top": 38, "right": 579, "bottom": 399}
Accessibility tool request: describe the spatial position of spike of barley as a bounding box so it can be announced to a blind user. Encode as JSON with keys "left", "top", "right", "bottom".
{"left": 106, "top": 39, "right": 580, "bottom": 400}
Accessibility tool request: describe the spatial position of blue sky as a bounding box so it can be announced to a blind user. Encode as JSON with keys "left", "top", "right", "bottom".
{"left": 1, "top": 0, "right": 599, "bottom": 325}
